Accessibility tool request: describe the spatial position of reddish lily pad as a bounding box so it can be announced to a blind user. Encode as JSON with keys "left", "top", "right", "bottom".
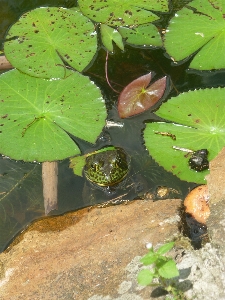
{"left": 117, "top": 73, "right": 167, "bottom": 118}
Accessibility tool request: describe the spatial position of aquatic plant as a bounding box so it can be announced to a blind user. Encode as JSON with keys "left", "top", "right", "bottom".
{"left": 0, "top": 2, "right": 168, "bottom": 214}
{"left": 143, "top": 88, "right": 225, "bottom": 183}
{"left": 4, "top": 7, "right": 97, "bottom": 78}
{"left": 164, "top": 0, "right": 225, "bottom": 70}
{"left": 1, "top": 7, "right": 106, "bottom": 214}
{"left": 78, "top": 0, "right": 167, "bottom": 51}
{"left": 1, "top": 0, "right": 225, "bottom": 215}
{"left": 134, "top": 0, "right": 225, "bottom": 187}
{"left": 117, "top": 73, "right": 167, "bottom": 118}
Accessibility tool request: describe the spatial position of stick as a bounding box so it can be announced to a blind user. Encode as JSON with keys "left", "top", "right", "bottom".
{"left": 42, "top": 161, "right": 58, "bottom": 215}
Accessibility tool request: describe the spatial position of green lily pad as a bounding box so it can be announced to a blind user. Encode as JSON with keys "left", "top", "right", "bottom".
{"left": 144, "top": 88, "right": 225, "bottom": 183}
{"left": 4, "top": 7, "right": 97, "bottom": 78}
{"left": 100, "top": 24, "right": 124, "bottom": 52}
{"left": 78, "top": 0, "right": 168, "bottom": 27}
{"left": 118, "top": 24, "right": 162, "bottom": 47}
{"left": 164, "top": 0, "right": 225, "bottom": 70}
{"left": 0, "top": 69, "right": 106, "bottom": 162}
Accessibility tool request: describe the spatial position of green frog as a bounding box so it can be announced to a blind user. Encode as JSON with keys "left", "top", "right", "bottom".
{"left": 83, "top": 147, "right": 130, "bottom": 188}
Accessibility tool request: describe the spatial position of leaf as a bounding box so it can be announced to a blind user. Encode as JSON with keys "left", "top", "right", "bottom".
{"left": 0, "top": 69, "right": 106, "bottom": 162}
{"left": 140, "top": 252, "right": 158, "bottom": 265}
{"left": 4, "top": 7, "right": 97, "bottom": 78}
{"left": 69, "top": 155, "right": 87, "bottom": 177}
{"left": 78, "top": 0, "right": 168, "bottom": 27}
{"left": 100, "top": 24, "right": 124, "bottom": 52}
{"left": 164, "top": 0, "right": 225, "bottom": 70}
{"left": 118, "top": 73, "right": 167, "bottom": 118}
{"left": 157, "top": 242, "right": 175, "bottom": 255}
{"left": 137, "top": 269, "right": 154, "bottom": 286}
{"left": 118, "top": 24, "right": 162, "bottom": 47}
{"left": 144, "top": 88, "right": 225, "bottom": 183}
{"left": 158, "top": 259, "right": 179, "bottom": 279}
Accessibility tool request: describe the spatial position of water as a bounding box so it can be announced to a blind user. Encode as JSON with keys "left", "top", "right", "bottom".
{"left": 0, "top": 0, "right": 222, "bottom": 252}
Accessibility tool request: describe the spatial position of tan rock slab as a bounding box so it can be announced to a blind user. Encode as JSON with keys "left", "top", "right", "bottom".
{"left": 206, "top": 146, "right": 225, "bottom": 204}
{"left": 0, "top": 199, "right": 182, "bottom": 300}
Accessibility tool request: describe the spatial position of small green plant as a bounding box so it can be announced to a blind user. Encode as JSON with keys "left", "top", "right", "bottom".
{"left": 138, "top": 242, "right": 187, "bottom": 299}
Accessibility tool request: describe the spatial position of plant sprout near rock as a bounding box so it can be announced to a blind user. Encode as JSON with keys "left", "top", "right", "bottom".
{"left": 137, "top": 242, "right": 187, "bottom": 299}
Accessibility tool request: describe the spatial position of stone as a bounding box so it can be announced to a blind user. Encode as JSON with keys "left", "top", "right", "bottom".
{"left": 0, "top": 199, "right": 182, "bottom": 300}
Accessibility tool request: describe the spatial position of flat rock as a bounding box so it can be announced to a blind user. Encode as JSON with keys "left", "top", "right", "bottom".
{"left": 0, "top": 199, "right": 182, "bottom": 300}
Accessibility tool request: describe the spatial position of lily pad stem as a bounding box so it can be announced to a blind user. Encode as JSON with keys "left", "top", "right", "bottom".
{"left": 42, "top": 161, "right": 58, "bottom": 215}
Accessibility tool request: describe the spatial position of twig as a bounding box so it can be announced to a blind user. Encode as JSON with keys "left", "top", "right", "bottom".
{"left": 42, "top": 161, "right": 58, "bottom": 215}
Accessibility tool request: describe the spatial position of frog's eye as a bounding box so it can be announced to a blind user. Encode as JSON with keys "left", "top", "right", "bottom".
{"left": 91, "top": 163, "right": 99, "bottom": 172}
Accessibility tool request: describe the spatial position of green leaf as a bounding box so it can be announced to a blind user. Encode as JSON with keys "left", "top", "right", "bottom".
{"left": 0, "top": 69, "right": 106, "bottom": 162}
{"left": 137, "top": 269, "right": 154, "bottom": 286}
{"left": 118, "top": 24, "right": 162, "bottom": 47}
{"left": 144, "top": 88, "right": 225, "bottom": 183}
{"left": 78, "top": 0, "right": 168, "bottom": 27}
{"left": 164, "top": 0, "right": 225, "bottom": 70}
{"left": 157, "top": 242, "right": 174, "bottom": 255}
{"left": 158, "top": 259, "right": 179, "bottom": 279}
{"left": 141, "top": 252, "right": 158, "bottom": 265}
{"left": 69, "top": 155, "right": 86, "bottom": 177}
{"left": 100, "top": 24, "right": 124, "bottom": 52}
{"left": 4, "top": 7, "right": 97, "bottom": 78}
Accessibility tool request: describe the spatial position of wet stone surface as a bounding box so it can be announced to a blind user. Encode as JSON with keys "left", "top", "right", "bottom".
{"left": 0, "top": 199, "right": 182, "bottom": 300}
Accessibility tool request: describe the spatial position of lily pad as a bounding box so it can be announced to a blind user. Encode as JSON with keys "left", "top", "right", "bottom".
{"left": 144, "top": 88, "right": 225, "bottom": 183}
{"left": 0, "top": 69, "right": 106, "bottom": 162}
{"left": 4, "top": 7, "right": 97, "bottom": 78}
{"left": 164, "top": 0, "right": 225, "bottom": 70}
{"left": 78, "top": 0, "right": 168, "bottom": 27}
{"left": 118, "top": 73, "right": 167, "bottom": 118}
{"left": 118, "top": 24, "right": 162, "bottom": 47}
{"left": 100, "top": 24, "right": 124, "bottom": 52}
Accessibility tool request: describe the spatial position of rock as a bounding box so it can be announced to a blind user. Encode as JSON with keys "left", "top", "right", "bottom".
{"left": 206, "top": 147, "right": 225, "bottom": 205}
{"left": 0, "top": 199, "right": 182, "bottom": 300}
{"left": 177, "top": 243, "right": 225, "bottom": 300}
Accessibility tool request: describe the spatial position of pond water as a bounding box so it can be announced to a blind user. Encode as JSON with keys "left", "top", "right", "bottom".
{"left": 0, "top": 0, "right": 224, "bottom": 252}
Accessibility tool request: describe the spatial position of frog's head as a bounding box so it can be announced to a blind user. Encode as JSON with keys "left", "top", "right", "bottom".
{"left": 83, "top": 148, "right": 130, "bottom": 187}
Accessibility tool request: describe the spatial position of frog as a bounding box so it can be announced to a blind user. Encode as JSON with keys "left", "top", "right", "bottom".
{"left": 83, "top": 147, "right": 130, "bottom": 188}
{"left": 82, "top": 147, "right": 148, "bottom": 206}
